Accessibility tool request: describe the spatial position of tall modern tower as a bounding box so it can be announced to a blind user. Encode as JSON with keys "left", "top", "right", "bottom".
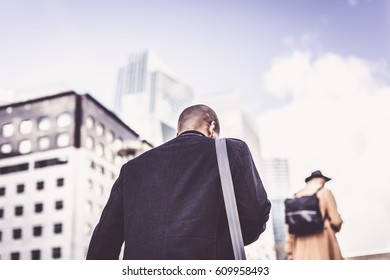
{"left": 0, "top": 91, "right": 150, "bottom": 260}
{"left": 115, "top": 50, "right": 194, "bottom": 145}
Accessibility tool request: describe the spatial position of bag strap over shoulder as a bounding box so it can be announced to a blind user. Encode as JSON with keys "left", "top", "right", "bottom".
{"left": 215, "top": 138, "right": 246, "bottom": 260}
{"left": 293, "top": 186, "right": 325, "bottom": 198}
{"left": 314, "top": 186, "right": 324, "bottom": 194}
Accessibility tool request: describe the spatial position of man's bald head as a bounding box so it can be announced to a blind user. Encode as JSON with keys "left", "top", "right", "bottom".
{"left": 177, "top": 104, "right": 220, "bottom": 137}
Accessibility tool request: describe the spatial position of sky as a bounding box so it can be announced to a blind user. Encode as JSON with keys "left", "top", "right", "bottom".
{"left": 1, "top": 0, "right": 390, "bottom": 257}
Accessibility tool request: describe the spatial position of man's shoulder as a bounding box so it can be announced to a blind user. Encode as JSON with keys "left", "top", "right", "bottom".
{"left": 225, "top": 137, "right": 250, "bottom": 151}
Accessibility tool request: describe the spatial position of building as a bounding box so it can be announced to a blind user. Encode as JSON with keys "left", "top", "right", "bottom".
{"left": 262, "top": 158, "right": 291, "bottom": 259}
{"left": 114, "top": 50, "right": 194, "bottom": 145}
{"left": 197, "top": 90, "right": 276, "bottom": 260}
{"left": 0, "top": 91, "right": 150, "bottom": 260}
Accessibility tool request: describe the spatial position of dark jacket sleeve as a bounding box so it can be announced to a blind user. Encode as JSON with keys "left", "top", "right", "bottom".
{"left": 86, "top": 166, "right": 125, "bottom": 259}
{"left": 227, "top": 139, "right": 271, "bottom": 245}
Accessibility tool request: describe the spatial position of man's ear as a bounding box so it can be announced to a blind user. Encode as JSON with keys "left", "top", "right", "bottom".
{"left": 208, "top": 121, "right": 216, "bottom": 138}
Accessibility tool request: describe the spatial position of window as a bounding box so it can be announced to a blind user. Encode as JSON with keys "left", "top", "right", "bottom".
{"left": 33, "top": 226, "right": 42, "bottom": 237}
{"left": 0, "top": 143, "right": 12, "bottom": 154}
{"left": 19, "top": 139, "right": 32, "bottom": 154}
{"left": 0, "top": 163, "right": 29, "bottom": 175}
{"left": 87, "top": 179, "right": 93, "bottom": 191}
{"left": 36, "top": 181, "right": 44, "bottom": 190}
{"left": 38, "top": 117, "right": 51, "bottom": 131}
{"left": 106, "top": 130, "right": 114, "bottom": 143}
{"left": 56, "top": 133, "right": 70, "bottom": 147}
{"left": 2, "top": 123, "right": 14, "bottom": 137}
{"left": 96, "top": 123, "right": 104, "bottom": 136}
{"left": 90, "top": 160, "right": 96, "bottom": 170}
{"left": 114, "top": 138, "right": 123, "bottom": 150}
{"left": 57, "top": 112, "right": 71, "bottom": 127}
{"left": 56, "top": 178, "right": 64, "bottom": 187}
{"left": 16, "top": 184, "right": 25, "bottom": 194}
{"left": 96, "top": 143, "right": 104, "bottom": 157}
{"left": 15, "top": 206, "right": 23, "bottom": 216}
{"left": 86, "top": 116, "right": 95, "bottom": 129}
{"left": 55, "top": 200, "right": 63, "bottom": 210}
{"left": 0, "top": 208, "right": 4, "bottom": 218}
{"left": 35, "top": 203, "right": 43, "bottom": 213}
{"left": 19, "top": 119, "right": 33, "bottom": 134}
{"left": 84, "top": 223, "right": 92, "bottom": 236}
{"left": 52, "top": 247, "right": 61, "bottom": 259}
{"left": 11, "top": 252, "right": 20, "bottom": 260}
{"left": 34, "top": 157, "right": 68, "bottom": 169}
{"left": 54, "top": 223, "right": 63, "bottom": 234}
{"left": 85, "top": 200, "right": 93, "bottom": 213}
{"left": 0, "top": 187, "right": 5, "bottom": 196}
{"left": 31, "top": 250, "right": 41, "bottom": 260}
{"left": 38, "top": 136, "right": 50, "bottom": 150}
{"left": 13, "top": 228, "right": 22, "bottom": 240}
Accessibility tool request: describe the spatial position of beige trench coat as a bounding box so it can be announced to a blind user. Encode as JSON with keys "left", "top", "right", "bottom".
{"left": 285, "top": 187, "right": 343, "bottom": 260}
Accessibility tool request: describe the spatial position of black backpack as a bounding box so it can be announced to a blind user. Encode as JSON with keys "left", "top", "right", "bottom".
{"left": 284, "top": 187, "right": 325, "bottom": 236}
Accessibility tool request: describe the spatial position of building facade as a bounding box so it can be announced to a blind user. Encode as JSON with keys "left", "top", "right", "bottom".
{"left": 0, "top": 92, "right": 149, "bottom": 260}
{"left": 115, "top": 50, "right": 194, "bottom": 145}
{"left": 262, "top": 158, "right": 291, "bottom": 259}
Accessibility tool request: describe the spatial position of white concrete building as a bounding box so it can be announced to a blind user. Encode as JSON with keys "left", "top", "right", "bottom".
{"left": 0, "top": 92, "right": 149, "bottom": 260}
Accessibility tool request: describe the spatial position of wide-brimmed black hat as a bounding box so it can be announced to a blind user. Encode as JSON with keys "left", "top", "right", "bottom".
{"left": 305, "top": 170, "right": 331, "bottom": 183}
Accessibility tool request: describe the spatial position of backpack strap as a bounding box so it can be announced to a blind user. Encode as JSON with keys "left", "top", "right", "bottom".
{"left": 314, "top": 186, "right": 324, "bottom": 194}
{"left": 314, "top": 186, "right": 329, "bottom": 220}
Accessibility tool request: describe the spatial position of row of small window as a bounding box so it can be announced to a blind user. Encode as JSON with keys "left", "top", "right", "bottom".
{"left": 3, "top": 247, "right": 62, "bottom": 260}
{"left": 85, "top": 135, "right": 124, "bottom": 164}
{"left": 89, "top": 160, "right": 117, "bottom": 179}
{"left": 85, "top": 199, "right": 104, "bottom": 215}
{"left": 86, "top": 116, "right": 116, "bottom": 142}
{"left": 0, "top": 201, "right": 64, "bottom": 219}
{"left": 1, "top": 112, "right": 72, "bottom": 138}
{"left": 0, "top": 178, "right": 64, "bottom": 197}
{"left": 0, "top": 133, "right": 70, "bottom": 155}
{"left": 0, "top": 224, "right": 63, "bottom": 243}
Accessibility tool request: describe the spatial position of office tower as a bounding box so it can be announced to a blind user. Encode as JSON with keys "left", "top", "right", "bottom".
{"left": 115, "top": 50, "right": 194, "bottom": 145}
{"left": 198, "top": 90, "right": 276, "bottom": 260}
{"left": 262, "top": 158, "right": 291, "bottom": 259}
{"left": 0, "top": 91, "right": 149, "bottom": 260}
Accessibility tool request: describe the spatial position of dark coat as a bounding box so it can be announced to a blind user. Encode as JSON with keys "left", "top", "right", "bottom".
{"left": 86, "top": 131, "right": 271, "bottom": 260}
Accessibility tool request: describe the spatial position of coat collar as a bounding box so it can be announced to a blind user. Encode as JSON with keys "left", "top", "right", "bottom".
{"left": 178, "top": 130, "right": 206, "bottom": 138}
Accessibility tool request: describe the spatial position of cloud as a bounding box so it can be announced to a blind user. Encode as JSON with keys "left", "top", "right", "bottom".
{"left": 263, "top": 50, "right": 381, "bottom": 102}
{"left": 258, "top": 50, "right": 390, "bottom": 256}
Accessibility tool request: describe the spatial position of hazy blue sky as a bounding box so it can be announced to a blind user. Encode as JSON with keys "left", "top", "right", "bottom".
{"left": 1, "top": 0, "right": 389, "bottom": 112}
{"left": 1, "top": 0, "right": 390, "bottom": 257}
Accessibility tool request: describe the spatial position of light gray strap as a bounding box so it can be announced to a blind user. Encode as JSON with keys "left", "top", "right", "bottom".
{"left": 215, "top": 138, "right": 246, "bottom": 260}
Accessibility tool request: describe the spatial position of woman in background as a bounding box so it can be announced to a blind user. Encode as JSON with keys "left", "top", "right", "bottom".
{"left": 285, "top": 170, "right": 343, "bottom": 260}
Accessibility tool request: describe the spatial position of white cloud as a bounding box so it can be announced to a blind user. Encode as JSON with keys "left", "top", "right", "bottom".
{"left": 258, "top": 50, "right": 390, "bottom": 256}
{"left": 263, "top": 50, "right": 379, "bottom": 102}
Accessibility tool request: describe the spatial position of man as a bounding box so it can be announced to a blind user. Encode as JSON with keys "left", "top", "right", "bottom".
{"left": 86, "top": 104, "right": 271, "bottom": 260}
